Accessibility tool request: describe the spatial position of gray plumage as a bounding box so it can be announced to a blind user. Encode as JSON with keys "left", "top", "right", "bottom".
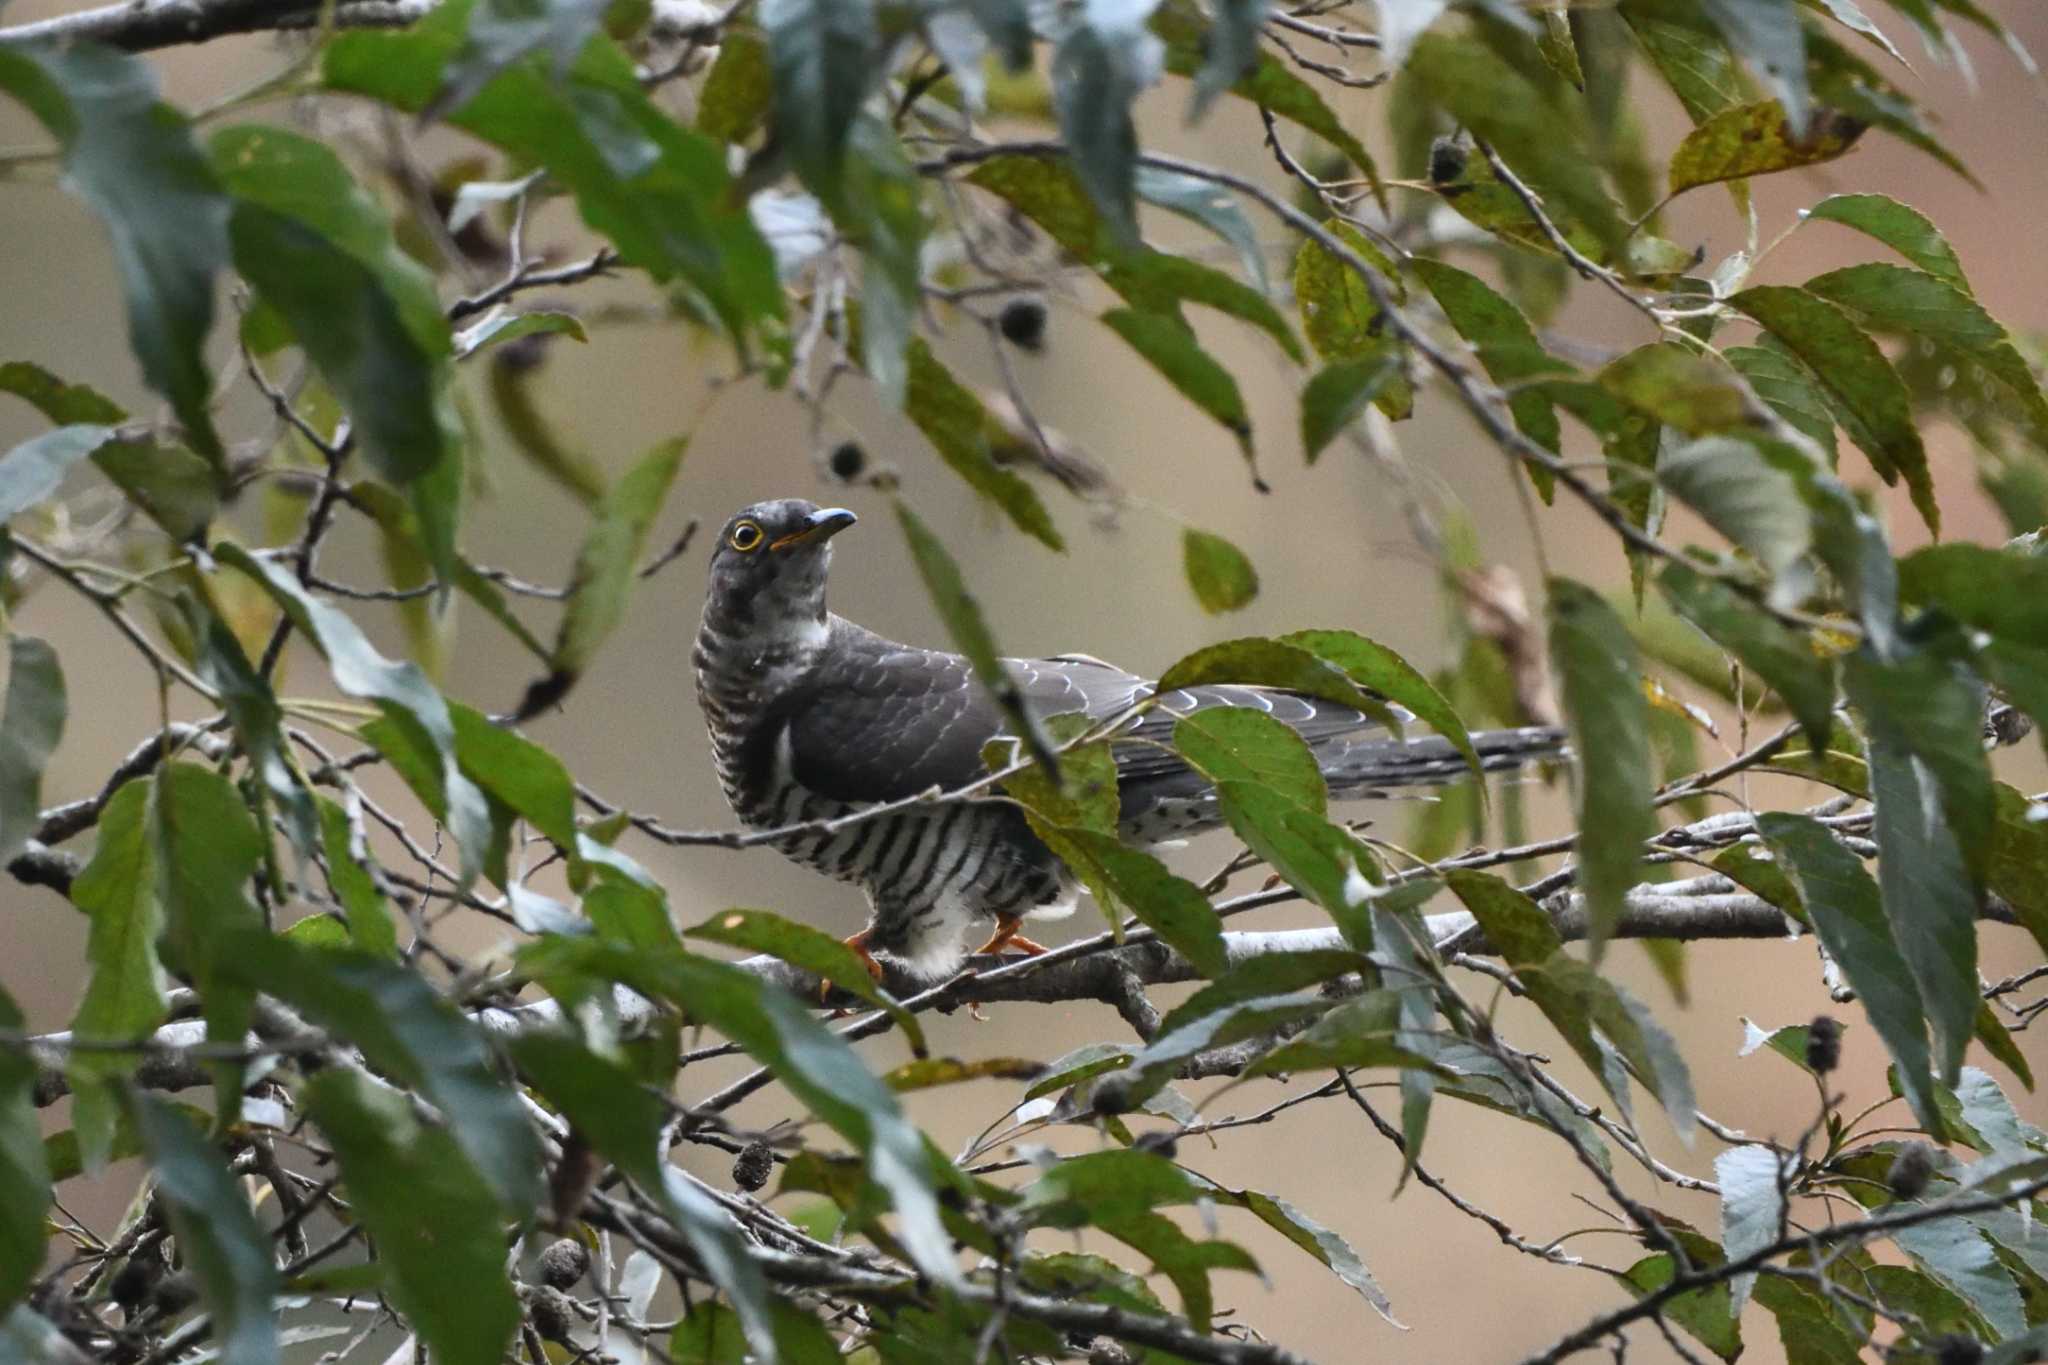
{"left": 694, "top": 498, "right": 1567, "bottom": 978}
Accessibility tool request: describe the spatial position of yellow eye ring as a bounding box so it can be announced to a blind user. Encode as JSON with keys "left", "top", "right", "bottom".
{"left": 729, "top": 520, "right": 765, "bottom": 552}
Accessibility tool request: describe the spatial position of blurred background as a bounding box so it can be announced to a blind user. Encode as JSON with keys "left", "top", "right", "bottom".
{"left": 4, "top": 4, "right": 2048, "bottom": 1358}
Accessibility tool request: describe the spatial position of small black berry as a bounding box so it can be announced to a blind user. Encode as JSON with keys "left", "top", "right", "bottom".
{"left": 732, "top": 1139, "right": 774, "bottom": 1193}
{"left": 1932, "top": 1333, "right": 1985, "bottom": 1365}
{"left": 1804, "top": 1015, "right": 1843, "bottom": 1074}
{"left": 528, "top": 1285, "right": 576, "bottom": 1344}
{"left": 1089, "top": 1073, "right": 1135, "bottom": 1117}
{"left": 1134, "top": 1130, "right": 1179, "bottom": 1160}
{"left": 828, "top": 441, "right": 866, "bottom": 482}
{"left": 536, "top": 1238, "right": 588, "bottom": 1290}
{"left": 1888, "top": 1142, "right": 1936, "bottom": 1201}
{"left": 1428, "top": 137, "right": 1468, "bottom": 186}
{"left": 998, "top": 298, "right": 1048, "bottom": 352}
{"left": 108, "top": 1257, "right": 156, "bottom": 1310}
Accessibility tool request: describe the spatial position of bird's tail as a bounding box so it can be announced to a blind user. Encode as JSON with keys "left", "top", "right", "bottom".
{"left": 1115, "top": 723, "right": 1571, "bottom": 845}
{"left": 1314, "top": 724, "right": 1571, "bottom": 798}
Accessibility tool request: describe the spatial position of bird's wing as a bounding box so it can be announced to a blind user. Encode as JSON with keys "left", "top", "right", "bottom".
{"left": 788, "top": 631, "right": 1415, "bottom": 805}
{"left": 785, "top": 629, "right": 1004, "bottom": 804}
{"left": 1001, "top": 655, "right": 1411, "bottom": 787}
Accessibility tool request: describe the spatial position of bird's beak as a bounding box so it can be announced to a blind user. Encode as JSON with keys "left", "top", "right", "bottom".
{"left": 769, "top": 507, "right": 858, "bottom": 552}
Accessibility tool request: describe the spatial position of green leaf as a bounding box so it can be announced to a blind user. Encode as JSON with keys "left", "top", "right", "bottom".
{"left": 1727, "top": 285, "right": 1934, "bottom": 532}
{"left": 1188, "top": 0, "right": 1266, "bottom": 118}
{"left": 66, "top": 780, "right": 163, "bottom": 1171}
{"left": 1620, "top": 2, "right": 1752, "bottom": 126}
{"left": 1547, "top": 578, "right": 1655, "bottom": 957}
{"left": 520, "top": 938, "right": 965, "bottom": 1290}
{"left": 454, "top": 308, "right": 588, "bottom": 359}
{"left": 1241, "top": 996, "right": 1435, "bottom": 1078}
{"left": 685, "top": 907, "right": 925, "bottom": 1052}
{"left": 1668, "top": 100, "right": 1862, "bottom": 192}
{"left": 224, "top": 934, "right": 544, "bottom": 1210}
{"left": 448, "top": 702, "right": 579, "bottom": 857}
{"left": 427, "top": 0, "right": 612, "bottom": 123}
{"left": 227, "top": 202, "right": 462, "bottom": 570}
{"left": 316, "top": 797, "right": 397, "bottom": 958}
{"left": 840, "top": 118, "right": 926, "bottom": 408}
{"left": 0, "top": 361, "right": 126, "bottom": 426}
{"left": 152, "top": 763, "right": 264, "bottom": 1117}
{"left": 1284, "top": 628, "right": 1482, "bottom": 780}
{"left": 0, "top": 636, "right": 63, "bottom": 873}
{"left": 1050, "top": 8, "right": 1157, "bottom": 245}
{"left": 882, "top": 1056, "right": 1045, "bottom": 1092}
{"left": 1807, "top": 193, "right": 1970, "bottom": 294}
{"left": 1658, "top": 560, "right": 1834, "bottom": 747}
{"left": 1057, "top": 831, "right": 1228, "bottom": 977}
{"left": 1118, "top": 994, "right": 1334, "bottom": 1103}
{"left": 1113, "top": 252, "right": 1303, "bottom": 361}
{"left": 1519, "top": 954, "right": 1697, "bottom": 1136}
{"left": 130, "top": 1096, "right": 280, "bottom": 1365}
{"left": 90, "top": 438, "right": 220, "bottom": 543}
{"left": 1846, "top": 648, "right": 1988, "bottom": 1086}
{"left": 215, "top": 542, "right": 492, "bottom": 886}
{"left": 325, "top": 5, "right": 779, "bottom": 348}
{"left": 0, "top": 46, "right": 228, "bottom": 468}
{"left": 1181, "top": 528, "right": 1258, "bottom": 613}
{"left": 1725, "top": 342, "right": 1838, "bottom": 462}
{"left": 185, "top": 597, "right": 317, "bottom": 859}
{"left": 988, "top": 713, "right": 1120, "bottom": 837}
{"left": 1443, "top": 869, "right": 1561, "bottom": 965}
{"left": 303, "top": 1069, "right": 521, "bottom": 1365}
{"left": 1759, "top": 811, "right": 1944, "bottom": 1138}
{"left": 1625, "top": 1246, "right": 1743, "bottom": 1362}
{"left": 1599, "top": 343, "right": 1750, "bottom": 435}
{"left": 697, "top": 27, "right": 772, "bottom": 143}
{"left": 1753, "top": 1272, "right": 1866, "bottom": 1364}
{"left": 0, "top": 981, "right": 49, "bottom": 1315}
{"left": 1198, "top": 1180, "right": 1400, "bottom": 1324}
{"left": 1739, "top": 1016, "right": 1831, "bottom": 1072}
{"left": 210, "top": 125, "right": 449, "bottom": 363}
{"left": 510, "top": 1029, "right": 780, "bottom": 1358}
{"left": 0, "top": 424, "right": 116, "bottom": 525}
{"left": 764, "top": 0, "right": 878, "bottom": 210}
{"left": 1299, "top": 359, "right": 1395, "bottom": 463}
{"left": 1157, "top": 637, "right": 1394, "bottom": 724}
{"left": 1291, "top": 221, "right": 1411, "bottom": 421}
{"left": 1893, "top": 1216, "right": 2027, "bottom": 1339}
{"left": 1715, "top": 1144, "right": 1787, "bottom": 1315}
{"left": 553, "top": 435, "right": 686, "bottom": 677}
{"left": 1899, "top": 544, "right": 2048, "bottom": 644}
{"left": 892, "top": 330, "right": 1062, "bottom": 549}
{"left": 1213, "top": 781, "right": 1382, "bottom": 923}
{"left": 1411, "top": 257, "right": 1567, "bottom": 460}
{"left": 1152, "top": 0, "right": 1379, "bottom": 194}
{"left": 1658, "top": 435, "right": 1814, "bottom": 587}
{"left": 1406, "top": 32, "right": 1626, "bottom": 256}
{"left": 1154, "top": 949, "right": 1369, "bottom": 1038}
{"left": 1134, "top": 165, "right": 1269, "bottom": 291}
{"left": 1695, "top": 0, "right": 1809, "bottom": 134}
{"left": 1099, "top": 308, "right": 1253, "bottom": 461}
{"left": 1988, "top": 783, "right": 2048, "bottom": 967}
{"left": 896, "top": 501, "right": 1061, "bottom": 779}
{"left": 1175, "top": 707, "right": 1326, "bottom": 814}
{"left": 1806, "top": 262, "right": 2048, "bottom": 445}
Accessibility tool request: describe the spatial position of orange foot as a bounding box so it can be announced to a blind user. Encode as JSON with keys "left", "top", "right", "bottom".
{"left": 971, "top": 915, "right": 1050, "bottom": 959}
{"left": 819, "top": 929, "right": 885, "bottom": 1006}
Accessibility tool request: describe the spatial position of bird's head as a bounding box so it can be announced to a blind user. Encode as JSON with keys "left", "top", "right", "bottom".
{"left": 701, "top": 499, "right": 858, "bottom": 642}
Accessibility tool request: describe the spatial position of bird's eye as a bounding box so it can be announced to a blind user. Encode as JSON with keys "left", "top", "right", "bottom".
{"left": 729, "top": 520, "right": 764, "bottom": 552}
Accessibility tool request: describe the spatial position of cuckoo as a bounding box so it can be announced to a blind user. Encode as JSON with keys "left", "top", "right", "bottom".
{"left": 694, "top": 498, "right": 1568, "bottom": 982}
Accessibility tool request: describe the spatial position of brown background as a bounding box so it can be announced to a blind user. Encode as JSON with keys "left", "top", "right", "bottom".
{"left": 3, "top": 4, "right": 2048, "bottom": 1359}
